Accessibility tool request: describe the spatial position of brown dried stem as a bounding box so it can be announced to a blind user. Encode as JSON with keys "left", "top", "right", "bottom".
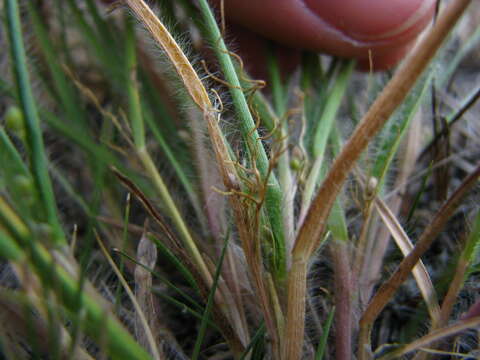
{"left": 284, "top": 0, "right": 473, "bottom": 358}
{"left": 125, "top": 0, "right": 210, "bottom": 110}
{"left": 331, "top": 241, "right": 353, "bottom": 360}
{"left": 378, "top": 316, "right": 480, "bottom": 360}
{"left": 359, "top": 163, "right": 480, "bottom": 358}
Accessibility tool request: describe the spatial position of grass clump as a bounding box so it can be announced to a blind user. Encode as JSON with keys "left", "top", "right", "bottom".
{"left": 0, "top": 0, "right": 479, "bottom": 359}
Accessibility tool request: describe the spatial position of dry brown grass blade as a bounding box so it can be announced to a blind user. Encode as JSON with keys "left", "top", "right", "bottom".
{"left": 283, "top": 256, "right": 308, "bottom": 360}
{"left": 419, "top": 86, "right": 480, "bottom": 160}
{"left": 113, "top": 168, "right": 217, "bottom": 298}
{"left": 203, "top": 110, "right": 280, "bottom": 355}
{"left": 359, "top": 113, "right": 423, "bottom": 304}
{"left": 330, "top": 241, "right": 353, "bottom": 360}
{"left": 439, "top": 247, "right": 471, "bottom": 326}
{"left": 378, "top": 316, "right": 480, "bottom": 360}
{"left": 112, "top": 168, "right": 183, "bottom": 251}
{"left": 374, "top": 198, "right": 441, "bottom": 325}
{"left": 124, "top": 1, "right": 240, "bottom": 203}
{"left": 285, "top": 1, "right": 473, "bottom": 358}
{"left": 189, "top": 109, "right": 251, "bottom": 346}
{"left": 122, "top": 0, "right": 277, "bottom": 347}
{"left": 117, "top": 2, "right": 257, "bottom": 344}
{"left": 134, "top": 228, "right": 164, "bottom": 358}
{"left": 112, "top": 168, "right": 248, "bottom": 354}
{"left": 125, "top": 0, "right": 211, "bottom": 111}
{"left": 420, "top": 213, "right": 480, "bottom": 359}
{"left": 123, "top": 0, "right": 245, "bottom": 224}
{"left": 96, "top": 231, "right": 162, "bottom": 360}
{"left": 292, "top": 0, "right": 473, "bottom": 261}
{"left": 360, "top": 163, "right": 480, "bottom": 355}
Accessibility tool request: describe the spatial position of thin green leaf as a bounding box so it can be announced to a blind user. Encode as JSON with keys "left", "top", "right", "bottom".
{"left": 65, "top": 0, "right": 116, "bottom": 74}
{"left": 327, "top": 124, "right": 349, "bottom": 243}
{"left": 239, "top": 323, "right": 266, "bottom": 360}
{"left": 0, "top": 128, "right": 29, "bottom": 177}
{"left": 148, "top": 234, "right": 199, "bottom": 292}
{"left": 371, "top": 71, "right": 432, "bottom": 188}
{"left": 96, "top": 232, "right": 161, "bottom": 360}
{"left": 114, "top": 248, "right": 202, "bottom": 311}
{"left": 5, "top": 0, "right": 65, "bottom": 244}
{"left": 191, "top": 233, "right": 230, "bottom": 360}
{"left": 462, "top": 211, "right": 480, "bottom": 278}
{"left": 150, "top": 288, "right": 219, "bottom": 332}
{"left": 195, "top": 0, "right": 287, "bottom": 278}
{"left": 0, "top": 198, "right": 152, "bottom": 360}
{"left": 439, "top": 23, "right": 480, "bottom": 85}
{"left": 301, "top": 60, "right": 354, "bottom": 221}
{"left": 125, "top": 17, "right": 146, "bottom": 149}
{"left": 406, "top": 162, "right": 434, "bottom": 223}
{"left": 143, "top": 109, "right": 202, "bottom": 220}
{"left": 0, "top": 229, "right": 24, "bottom": 261}
{"left": 27, "top": 2, "right": 87, "bottom": 130}
{"left": 315, "top": 307, "right": 335, "bottom": 360}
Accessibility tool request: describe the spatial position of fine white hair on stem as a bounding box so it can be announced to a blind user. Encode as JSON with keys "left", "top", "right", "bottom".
{"left": 125, "top": 0, "right": 212, "bottom": 111}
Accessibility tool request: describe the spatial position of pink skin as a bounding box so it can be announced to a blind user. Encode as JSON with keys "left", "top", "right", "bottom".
{"left": 210, "top": 0, "right": 436, "bottom": 71}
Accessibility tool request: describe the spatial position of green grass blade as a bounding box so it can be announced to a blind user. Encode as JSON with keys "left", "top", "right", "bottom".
{"left": 463, "top": 211, "right": 480, "bottom": 278}
{"left": 266, "top": 43, "right": 295, "bottom": 247}
{"left": 406, "top": 162, "right": 433, "bottom": 224}
{"left": 0, "top": 128, "right": 36, "bottom": 216}
{"left": 439, "top": 23, "right": 480, "bottom": 85}
{"left": 84, "top": 0, "right": 116, "bottom": 47}
{"left": 5, "top": 0, "right": 65, "bottom": 245}
{"left": 191, "top": 234, "right": 230, "bottom": 360}
{"left": 266, "top": 43, "right": 288, "bottom": 115}
{"left": 143, "top": 110, "right": 202, "bottom": 217}
{"left": 65, "top": 0, "right": 115, "bottom": 73}
{"left": 312, "top": 60, "right": 355, "bottom": 159}
{"left": 125, "top": 17, "right": 146, "bottom": 149}
{"left": 0, "top": 198, "right": 152, "bottom": 360}
{"left": 50, "top": 166, "right": 93, "bottom": 218}
{"left": 301, "top": 52, "right": 328, "bottom": 149}
{"left": 371, "top": 71, "right": 432, "bottom": 188}
{"left": 315, "top": 306, "right": 335, "bottom": 360}
{"left": 148, "top": 235, "right": 199, "bottom": 292}
{"left": 0, "top": 229, "right": 24, "bottom": 261}
{"left": 114, "top": 248, "right": 202, "bottom": 311}
{"left": 239, "top": 323, "right": 266, "bottom": 360}
{"left": 0, "top": 127, "right": 29, "bottom": 177}
{"left": 27, "top": 2, "right": 87, "bottom": 130}
{"left": 301, "top": 60, "right": 354, "bottom": 218}
{"left": 151, "top": 288, "right": 220, "bottom": 331}
{"left": 327, "top": 124, "right": 349, "bottom": 243}
{"left": 195, "top": 0, "right": 287, "bottom": 278}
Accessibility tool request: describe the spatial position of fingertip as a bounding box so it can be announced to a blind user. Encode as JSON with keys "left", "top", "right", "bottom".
{"left": 303, "top": 0, "right": 436, "bottom": 43}
{"left": 209, "top": 0, "right": 435, "bottom": 70}
{"left": 356, "top": 44, "right": 412, "bottom": 71}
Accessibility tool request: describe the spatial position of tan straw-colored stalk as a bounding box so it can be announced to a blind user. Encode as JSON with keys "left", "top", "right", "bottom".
{"left": 283, "top": 0, "right": 473, "bottom": 358}
{"left": 126, "top": 0, "right": 211, "bottom": 111}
